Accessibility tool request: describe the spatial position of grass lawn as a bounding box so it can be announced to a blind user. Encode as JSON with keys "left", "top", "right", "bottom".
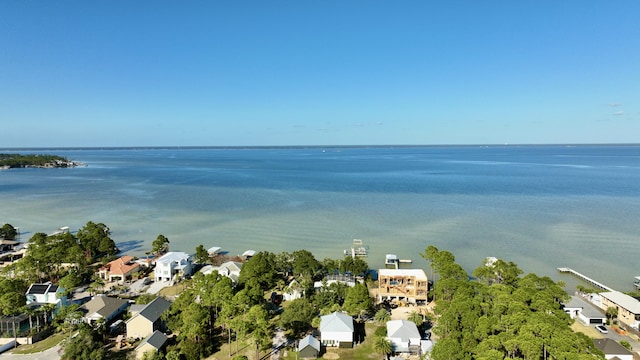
{"left": 159, "top": 284, "right": 185, "bottom": 297}
{"left": 280, "top": 323, "right": 381, "bottom": 360}
{"left": 10, "top": 332, "right": 66, "bottom": 354}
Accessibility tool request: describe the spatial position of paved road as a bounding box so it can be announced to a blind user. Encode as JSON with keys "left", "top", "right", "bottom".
{"left": 270, "top": 329, "right": 287, "bottom": 360}
{"left": 0, "top": 345, "right": 61, "bottom": 360}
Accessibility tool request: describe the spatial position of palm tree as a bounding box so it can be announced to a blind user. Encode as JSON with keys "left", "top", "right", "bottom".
{"left": 375, "top": 309, "right": 391, "bottom": 324}
{"left": 408, "top": 310, "right": 424, "bottom": 327}
{"left": 373, "top": 335, "right": 392, "bottom": 360}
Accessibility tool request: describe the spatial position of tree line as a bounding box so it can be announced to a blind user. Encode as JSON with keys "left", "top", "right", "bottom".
{"left": 0, "top": 153, "right": 74, "bottom": 168}
{"left": 422, "top": 245, "right": 604, "bottom": 359}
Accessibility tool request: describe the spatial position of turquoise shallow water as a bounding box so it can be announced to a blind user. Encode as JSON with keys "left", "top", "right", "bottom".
{"left": 1, "top": 145, "right": 639, "bottom": 291}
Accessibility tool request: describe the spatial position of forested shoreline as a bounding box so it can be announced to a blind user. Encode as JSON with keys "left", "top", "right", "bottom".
{"left": 0, "top": 153, "right": 82, "bottom": 168}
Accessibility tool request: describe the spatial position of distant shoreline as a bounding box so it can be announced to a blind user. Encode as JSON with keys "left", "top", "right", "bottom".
{"left": 1, "top": 143, "right": 639, "bottom": 151}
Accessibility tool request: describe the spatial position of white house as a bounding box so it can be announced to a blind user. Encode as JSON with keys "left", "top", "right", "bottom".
{"left": 283, "top": 279, "right": 304, "bottom": 301}
{"left": 320, "top": 311, "right": 354, "bottom": 348}
{"left": 154, "top": 252, "right": 193, "bottom": 283}
{"left": 200, "top": 261, "right": 243, "bottom": 283}
{"left": 386, "top": 320, "right": 421, "bottom": 353}
{"left": 563, "top": 296, "right": 606, "bottom": 325}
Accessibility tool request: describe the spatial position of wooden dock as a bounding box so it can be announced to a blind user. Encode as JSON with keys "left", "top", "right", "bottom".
{"left": 557, "top": 267, "right": 613, "bottom": 292}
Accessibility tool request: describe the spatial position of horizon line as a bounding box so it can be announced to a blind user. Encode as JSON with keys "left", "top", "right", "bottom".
{"left": 1, "top": 142, "right": 640, "bottom": 151}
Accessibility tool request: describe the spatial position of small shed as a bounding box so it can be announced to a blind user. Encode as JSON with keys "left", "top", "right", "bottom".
{"left": 298, "top": 335, "right": 321, "bottom": 358}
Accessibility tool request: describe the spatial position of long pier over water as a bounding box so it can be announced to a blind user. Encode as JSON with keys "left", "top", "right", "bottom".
{"left": 557, "top": 267, "right": 613, "bottom": 292}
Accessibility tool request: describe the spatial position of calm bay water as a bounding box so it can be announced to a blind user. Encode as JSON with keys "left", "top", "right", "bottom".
{"left": 1, "top": 145, "right": 639, "bottom": 291}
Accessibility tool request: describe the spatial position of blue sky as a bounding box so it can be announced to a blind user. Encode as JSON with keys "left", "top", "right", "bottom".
{"left": 1, "top": 1, "right": 638, "bottom": 147}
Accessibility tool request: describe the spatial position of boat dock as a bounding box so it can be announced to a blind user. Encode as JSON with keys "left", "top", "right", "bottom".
{"left": 557, "top": 267, "right": 613, "bottom": 292}
{"left": 385, "top": 254, "right": 413, "bottom": 269}
{"left": 344, "top": 239, "right": 368, "bottom": 258}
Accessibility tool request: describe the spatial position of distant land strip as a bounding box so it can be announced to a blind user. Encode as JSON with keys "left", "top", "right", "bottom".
{"left": 0, "top": 153, "right": 83, "bottom": 169}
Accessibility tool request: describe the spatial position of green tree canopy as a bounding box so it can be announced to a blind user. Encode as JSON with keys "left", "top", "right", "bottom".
{"left": 0, "top": 223, "right": 18, "bottom": 240}
{"left": 423, "top": 246, "right": 603, "bottom": 360}
{"left": 343, "top": 283, "right": 373, "bottom": 316}
{"left": 279, "top": 298, "right": 317, "bottom": 335}
{"left": 60, "top": 324, "right": 106, "bottom": 360}
{"left": 152, "top": 234, "right": 170, "bottom": 257}
{"left": 237, "top": 251, "right": 279, "bottom": 290}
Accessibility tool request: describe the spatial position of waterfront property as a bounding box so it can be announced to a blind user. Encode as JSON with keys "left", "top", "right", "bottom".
{"left": 200, "top": 261, "right": 243, "bottom": 283}
{"left": 562, "top": 296, "right": 606, "bottom": 325}
{"left": 126, "top": 297, "right": 172, "bottom": 339}
{"left": 594, "top": 291, "right": 640, "bottom": 329}
{"left": 97, "top": 255, "right": 141, "bottom": 283}
{"left": 377, "top": 268, "right": 428, "bottom": 305}
{"left": 154, "top": 252, "right": 193, "bottom": 283}
{"left": 319, "top": 311, "right": 354, "bottom": 348}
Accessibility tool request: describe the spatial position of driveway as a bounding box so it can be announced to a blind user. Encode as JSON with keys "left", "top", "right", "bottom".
{"left": 0, "top": 345, "right": 61, "bottom": 360}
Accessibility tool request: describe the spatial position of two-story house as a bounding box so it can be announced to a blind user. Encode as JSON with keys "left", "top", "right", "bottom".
{"left": 154, "top": 252, "right": 193, "bottom": 283}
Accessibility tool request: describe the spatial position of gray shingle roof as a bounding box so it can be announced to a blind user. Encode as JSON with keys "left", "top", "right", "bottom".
{"left": 136, "top": 330, "right": 168, "bottom": 350}
{"left": 138, "top": 297, "right": 171, "bottom": 322}
{"left": 593, "top": 338, "right": 632, "bottom": 356}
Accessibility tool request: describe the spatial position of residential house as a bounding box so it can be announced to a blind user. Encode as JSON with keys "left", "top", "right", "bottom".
{"left": 378, "top": 269, "right": 428, "bottom": 305}
{"left": 283, "top": 279, "right": 304, "bottom": 301}
{"left": 154, "top": 252, "right": 193, "bottom": 283}
{"left": 201, "top": 261, "right": 243, "bottom": 283}
{"left": 593, "top": 338, "right": 633, "bottom": 360}
{"left": 563, "top": 296, "right": 606, "bottom": 325}
{"left": 298, "top": 334, "right": 321, "bottom": 358}
{"left": 595, "top": 291, "right": 640, "bottom": 329}
{"left": 25, "top": 283, "right": 67, "bottom": 307}
{"left": 126, "top": 297, "right": 172, "bottom": 339}
{"left": 0, "top": 239, "right": 19, "bottom": 253}
{"left": 97, "top": 255, "right": 141, "bottom": 283}
{"left": 79, "top": 296, "right": 130, "bottom": 324}
{"left": 320, "top": 311, "right": 354, "bottom": 348}
{"left": 314, "top": 273, "right": 357, "bottom": 291}
{"left": 135, "top": 330, "right": 168, "bottom": 360}
{"left": 386, "top": 320, "right": 421, "bottom": 354}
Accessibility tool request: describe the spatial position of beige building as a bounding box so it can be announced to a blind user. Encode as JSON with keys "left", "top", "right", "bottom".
{"left": 598, "top": 291, "right": 640, "bottom": 329}
{"left": 378, "top": 269, "right": 428, "bottom": 304}
{"left": 135, "top": 330, "right": 168, "bottom": 359}
{"left": 126, "top": 297, "right": 171, "bottom": 340}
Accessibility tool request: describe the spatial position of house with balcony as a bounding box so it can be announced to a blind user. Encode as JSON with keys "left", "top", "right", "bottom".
{"left": 97, "top": 255, "right": 141, "bottom": 283}
{"left": 378, "top": 269, "right": 428, "bottom": 305}
{"left": 595, "top": 291, "right": 640, "bottom": 329}
{"left": 154, "top": 252, "right": 193, "bottom": 283}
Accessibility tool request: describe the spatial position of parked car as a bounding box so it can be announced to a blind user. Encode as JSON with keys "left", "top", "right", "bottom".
{"left": 595, "top": 325, "right": 608, "bottom": 334}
